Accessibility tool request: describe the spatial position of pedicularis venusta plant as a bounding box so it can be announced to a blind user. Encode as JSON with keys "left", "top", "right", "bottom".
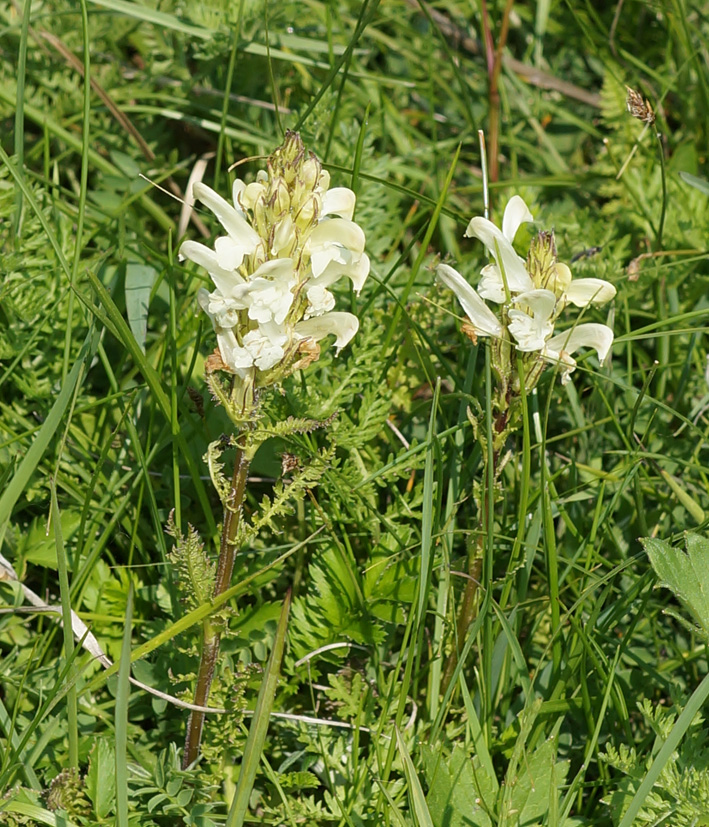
{"left": 7, "top": 4, "right": 709, "bottom": 823}
{"left": 435, "top": 190, "right": 617, "bottom": 686}
{"left": 176, "top": 131, "right": 369, "bottom": 768}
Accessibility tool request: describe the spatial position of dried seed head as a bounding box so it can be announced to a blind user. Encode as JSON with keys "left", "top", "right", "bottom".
{"left": 626, "top": 86, "right": 655, "bottom": 124}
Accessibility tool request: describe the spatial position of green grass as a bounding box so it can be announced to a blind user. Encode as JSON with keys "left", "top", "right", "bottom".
{"left": 2, "top": 0, "right": 709, "bottom": 824}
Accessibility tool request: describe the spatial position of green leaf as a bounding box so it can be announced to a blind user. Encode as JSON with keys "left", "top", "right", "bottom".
{"left": 226, "top": 591, "right": 291, "bottom": 827}
{"left": 506, "top": 739, "right": 569, "bottom": 824}
{"left": 86, "top": 738, "right": 116, "bottom": 819}
{"left": 679, "top": 171, "right": 709, "bottom": 195}
{"left": 421, "top": 744, "right": 495, "bottom": 827}
{"left": 124, "top": 263, "right": 156, "bottom": 354}
{"left": 644, "top": 533, "right": 709, "bottom": 636}
{"left": 17, "top": 510, "right": 81, "bottom": 570}
{"left": 396, "top": 729, "right": 434, "bottom": 827}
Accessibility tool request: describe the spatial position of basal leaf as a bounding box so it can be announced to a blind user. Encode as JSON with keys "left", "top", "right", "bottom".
{"left": 86, "top": 737, "right": 116, "bottom": 819}
{"left": 643, "top": 533, "right": 709, "bottom": 636}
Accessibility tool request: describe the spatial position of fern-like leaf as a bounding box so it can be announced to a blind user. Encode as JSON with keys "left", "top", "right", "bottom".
{"left": 166, "top": 511, "right": 215, "bottom": 610}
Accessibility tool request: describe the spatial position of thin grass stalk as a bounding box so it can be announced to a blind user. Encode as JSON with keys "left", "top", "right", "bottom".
{"left": 441, "top": 347, "right": 508, "bottom": 695}
{"left": 182, "top": 436, "right": 252, "bottom": 769}
{"left": 51, "top": 486, "right": 78, "bottom": 771}
{"left": 226, "top": 591, "right": 292, "bottom": 827}
{"left": 115, "top": 586, "right": 133, "bottom": 827}
{"left": 215, "top": 0, "right": 245, "bottom": 190}
{"left": 540, "top": 398, "right": 562, "bottom": 675}
{"left": 481, "top": 343, "right": 495, "bottom": 742}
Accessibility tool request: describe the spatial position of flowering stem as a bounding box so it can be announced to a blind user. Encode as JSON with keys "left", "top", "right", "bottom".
{"left": 441, "top": 401, "right": 508, "bottom": 694}
{"left": 182, "top": 436, "right": 252, "bottom": 770}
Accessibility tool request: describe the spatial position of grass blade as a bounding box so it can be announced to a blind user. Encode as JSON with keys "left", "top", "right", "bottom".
{"left": 226, "top": 590, "right": 292, "bottom": 827}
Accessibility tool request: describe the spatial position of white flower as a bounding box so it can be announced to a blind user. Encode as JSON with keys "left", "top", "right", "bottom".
{"left": 189, "top": 181, "right": 262, "bottom": 271}
{"left": 507, "top": 289, "right": 557, "bottom": 352}
{"left": 436, "top": 263, "right": 502, "bottom": 339}
{"left": 295, "top": 312, "right": 360, "bottom": 353}
{"left": 465, "top": 196, "right": 535, "bottom": 302}
{"left": 236, "top": 259, "right": 296, "bottom": 325}
{"left": 305, "top": 284, "right": 336, "bottom": 318}
{"left": 306, "top": 218, "right": 370, "bottom": 292}
{"left": 563, "top": 275, "right": 617, "bottom": 307}
{"left": 543, "top": 323, "right": 614, "bottom": 384}
{"left": 321, "top": 187, "right": 357, "bottom": 220}
{"left": 197, "top": 287, "right": 246, "bottom": 329}
{"left": 242, "top": 324, "right": 288, "bottom": 371}
{"left": 179, "top": 240, "right": 246, "bottom": 298}
{"left": 180, "top": 132, "right": 369, "bottom": 382}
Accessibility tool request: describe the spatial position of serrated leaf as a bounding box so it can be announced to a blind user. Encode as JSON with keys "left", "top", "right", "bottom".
{"left": 86, "top": 738, "right": 116, "bottom": 819}
{"left": 644, "top": 533, "right": 709, "bottom": 636}
{"left": 506, "top": 739, "right": 569, "bottom": 824}
{"left": 421, "top": 744, "right": 494, "bottom": 827}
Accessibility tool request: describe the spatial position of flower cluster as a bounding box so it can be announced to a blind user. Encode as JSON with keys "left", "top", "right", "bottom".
{"left": 179, "top": 132, "right": 369, "bottom": 392}
{"left": 437, "top": 195, "right": 615, "bottom": 385}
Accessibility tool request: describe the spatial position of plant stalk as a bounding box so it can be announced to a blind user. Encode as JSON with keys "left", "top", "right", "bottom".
{"left": 486, "top": 0, "right": 515, "bottom": 183}
{"left": 182, "top": 438, "right": 252, "bottom": 769}
{"left": 441, "top": 398, "right": 508, "bottom": 694}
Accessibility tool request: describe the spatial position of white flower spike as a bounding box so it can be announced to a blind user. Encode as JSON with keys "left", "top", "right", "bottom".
{"left": 179, "top": 132, "right": 370, "bottom": 389}
{"left": 436, "top": 195, "right": 616, "bottom": 388}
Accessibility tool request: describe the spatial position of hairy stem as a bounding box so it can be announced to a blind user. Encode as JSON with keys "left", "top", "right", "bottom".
{"left": 441, "top": 401, "right": 508, "bottom": 695}
{"left": 182, "top": 438, "right": 252, "bottom": 769}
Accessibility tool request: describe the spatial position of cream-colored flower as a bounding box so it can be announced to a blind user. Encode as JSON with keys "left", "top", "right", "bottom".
{"left": 466, "top": 196, "right": 535, "bottom": 302}
{"left": 436, "top": 263, "right": 502, "bottom": 339}
{"left": 543, "top": 323, "right": 614, "bottom": 384}
{"left": 180, "top": 132, "right": 369, "bottom": 386}
{"left": 507, "top": 289, "right": 557, "bottom": 352}
{"left": 436, "top": 195, "right": 616, "bottom": 387}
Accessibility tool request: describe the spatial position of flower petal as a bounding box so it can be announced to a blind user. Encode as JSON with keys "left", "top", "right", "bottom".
{"left": 307, "top": 252, "right": 370, "bottom": 295}
{"left": 514, "top": 288, "right": 557, "bottom": 318}
{"left": 507, "top": 289, "right": 556, "bottom": 352}
{"left": 564, "top": 278, "right": 617, "bottom": 307}
{"left": 477, "top": 264, "right": 507, "bottom": 304}
{"left": 465, "top": 216, "right": 534, "bottom": 295}
{"left": 239, "top": 259, "right": 296, "bottom": 325}
{"left": 545, "top": 322, "right": 614, "bottom": 371}
{"left": 501, "top": 195, "right": 534, "bottom": 244}
{"left": 322, "top": 187, "right": 356, "bottom": 220}
{"left": 193, "top": 182, "right": 261, "bottom": 249}
{"left": 179, "top": 240, "right": 246, "bottom": 296}
{"left": 436, "top": 263, "right": 502, "bottom": 338}
{"left": 295, "top": 311, "right": 359, "bottom": 352}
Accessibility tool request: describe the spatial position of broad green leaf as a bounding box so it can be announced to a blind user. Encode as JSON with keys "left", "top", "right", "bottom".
{"left": 17, "top": 510, "right": 81, "bottom": 570}
{"left": 644, "top": 533, "right": 709, "bottom": 636}
{"left": 505, "top": 739, "right": 569, "bottom": 824}
{"left": 421, "top": 744, "right": 494, "bottom": 827}
{"left": 86, "top": 738, "right": 116, "bottom": 819}
{"left": 125, "top": 263, "right": 157, "bottom": 353}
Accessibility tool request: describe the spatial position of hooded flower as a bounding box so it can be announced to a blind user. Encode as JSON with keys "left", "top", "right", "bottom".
{"left": 179, "top": 132, "right": 370, "bottom": 385}
{"left": 466, "top": 195, "right": 535, "bottom": 302}
{"left": 437, "top": 195, "right": 616, "bottom": 385}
